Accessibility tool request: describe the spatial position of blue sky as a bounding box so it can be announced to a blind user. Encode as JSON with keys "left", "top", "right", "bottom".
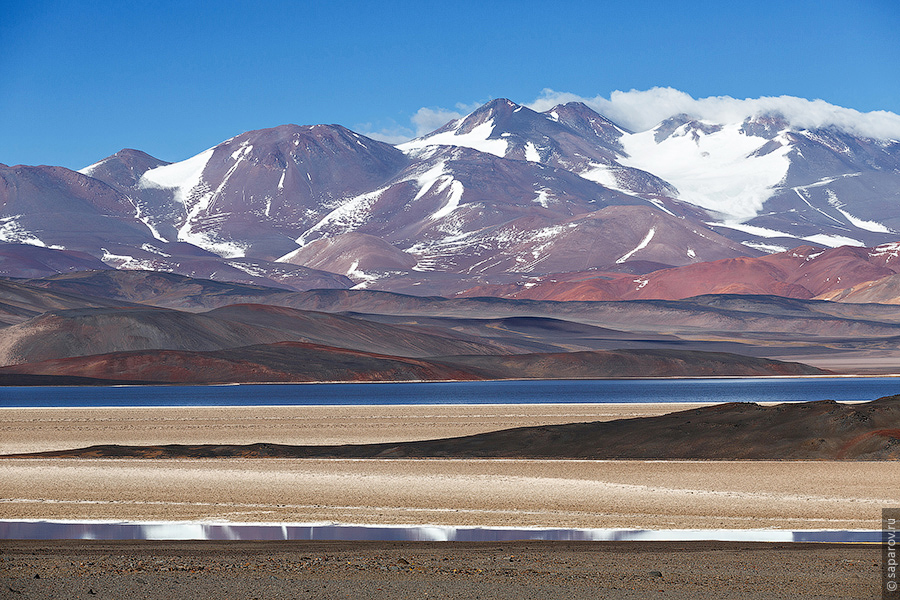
{"left": 2, "top": 0, "right": 898, "bottom": 169}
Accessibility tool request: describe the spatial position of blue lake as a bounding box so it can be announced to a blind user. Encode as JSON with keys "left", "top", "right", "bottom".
{"left": 1, "top": 376, "right": 898, "bottom": 407}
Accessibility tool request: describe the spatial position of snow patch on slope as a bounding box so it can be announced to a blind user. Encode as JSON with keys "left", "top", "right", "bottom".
{"left": 431, "top": 180, "right": 464, "bottom": 220}
{"left": 399, "top": 119, "right": 509, "bottom": 157}
{"left": 170, "top": 143, "right": 253, "bottom": 258}
{"left": 138, "top": 216, "right": 167, "bottom": 243}
{"left": 835, "top": 207, "right": 891, "bottom": 233}
{"left": 803, "top": 233, "right": 864, "bottom": 247}
{"left": 139, "top": 148, "right": 215, "bottom": 204}
{"left": 100, "top": 249, "right": 168, "bottom": 271}
{"left": 410, "top": 161, "right": 466, "bottom": 221}
{"left": 229, "top": 261, "right": 270, "bottom": 278}
{"left": 296, "top": 187, "right": 389, "bottom": 245}
{"left": 124, "top": 194, "right": 169, "bottom": 243}
{"left": 180, "top": 232, "right": 247, "bottom": 258}
{"left": 579, "top": 163, "right": 620, "bottom": 189}
{"left": 0, "top": 216, "right": 48, "bottom": 247}
{"left": 140, "top": 243, "right": 171, "bottom": 257}
{"left": 579, "top": 164, "right": 677, "bottom": 216}
{"left": 871, "top": 242, "right": 900, "bottom": 262}
{"left": 742, "top": 241, "right": 788, "bottom": 254}
{"left": 414, "top": 162, "right": 450, "bottom": 200}
{"left": 533, "top": 189, "right": 553, "bottom": 208}
{"left": 138, "top": 141, "right": 254, "bottom": 258}
{"left": 712, "top": 221, "right": 863, "bottom": 248}
{"left": 712, "top": 221, "right": 794, "bottom": 239}
{"left": 345, "top": 260, "right": 383, "bottom": 289}
{"left": 78, "top": 159, "right": 108, "bottom": 177}
{"left": 616, "top": 228, "right": 656, "bottom": 263}
{"left": 825, "top": 190, "right": 892, "bottom": 233}
{"left": 619, "top": 123, "right": 791, "bottom": 221}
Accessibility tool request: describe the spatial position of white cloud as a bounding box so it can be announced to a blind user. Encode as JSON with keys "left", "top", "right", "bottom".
{"left": 355, "top": 122, "right": 415, "bottom": 145}
{"left": 526, "top": 87, "right": 900, "bottom": 140}
{"left": 357, "top": 101, "right": 489, "bottom": 144}
{"left": 364, "top": 130, "right": 415, "bottom": 145}
{"left": 411, "top": 107, "right": 462, "bottom": 136}
{"left": 410, "top": 101, "right": 484, "bottom": 136}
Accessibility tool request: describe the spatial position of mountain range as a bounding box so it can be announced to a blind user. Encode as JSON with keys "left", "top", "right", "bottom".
{"left": 2, "top": 96, "right": 899, "bottom": 300}
{"left": 2, "top": 94, "right": 900, "bottom": 382}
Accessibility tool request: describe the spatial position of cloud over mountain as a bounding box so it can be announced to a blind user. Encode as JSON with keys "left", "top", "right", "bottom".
{"left": 527, "top": 88, "right": 900, "bottom": 139}
{"left": 385, "top": 88, "right": 900, "bottom": 145}
{"left": 360, "top": 102, "right": 485, "bottom": 144}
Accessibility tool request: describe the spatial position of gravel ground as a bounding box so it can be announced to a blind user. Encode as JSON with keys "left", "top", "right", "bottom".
{"left": 0, "top": 540, "right": 881, "bottom": 600}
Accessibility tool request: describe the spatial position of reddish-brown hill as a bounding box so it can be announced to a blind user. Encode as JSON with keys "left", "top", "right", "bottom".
{"left": 816, "top": 272, "right": 900, "bottom": 304}
{"left": 460, "top": 244, "right": 900, "bottom": 302}
{"left": 0, "top": 341, "right": 479, "bottom": 384}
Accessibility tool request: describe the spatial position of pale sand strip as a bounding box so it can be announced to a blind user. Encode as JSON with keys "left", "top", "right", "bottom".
{"left": 1, "top": 458, "right": 896, "bottom": 529}
{"left": 0, "top": 403, "right": 713, "bottom": 454}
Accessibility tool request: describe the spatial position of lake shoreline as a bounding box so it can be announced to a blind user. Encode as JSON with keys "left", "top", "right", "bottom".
{"left": 2, "top": 372, "right": 899, "bottom": 388}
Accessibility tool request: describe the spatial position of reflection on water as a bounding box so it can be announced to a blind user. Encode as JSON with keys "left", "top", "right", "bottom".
{"left": 0, "top": 520, "right": 879, "bottom": 543}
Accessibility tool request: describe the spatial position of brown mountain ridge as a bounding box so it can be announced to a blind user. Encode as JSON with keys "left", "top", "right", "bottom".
{"left": 0, "top": 342, "right": 825, "bottom": 385}
{"left": 6, "top": 270, "right": 900, "bottom": 376}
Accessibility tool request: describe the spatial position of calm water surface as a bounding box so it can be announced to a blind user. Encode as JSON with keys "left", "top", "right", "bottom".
{"left": 1, "top": 377, "right": 898, "bottom": 407}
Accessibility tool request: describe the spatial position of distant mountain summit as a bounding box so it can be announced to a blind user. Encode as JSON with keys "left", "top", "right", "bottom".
{"left": 2, "top": 93, "right": 899, "bottom": 297}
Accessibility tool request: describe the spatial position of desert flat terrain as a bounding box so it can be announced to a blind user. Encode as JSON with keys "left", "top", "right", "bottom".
{"left": 0, "top": 458, "right": 894, "bottom": 529}
{"left": 0, "top": 402, "right": 893, "bottom": 599}
{"left": 1, "top": 403, "right": 897, "bottom": 529}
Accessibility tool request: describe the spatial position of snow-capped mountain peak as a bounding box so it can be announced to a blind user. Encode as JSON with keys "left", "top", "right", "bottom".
{"left": 397, "top": 98, "right": 524, "bottom": 158}
{"left": 399, "top": 98, "right": 629, "bottom": 173}
{"left": 5, "top": 91, "right": 900, "bottom": 297}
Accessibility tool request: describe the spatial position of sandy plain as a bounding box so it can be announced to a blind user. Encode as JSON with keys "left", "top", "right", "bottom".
{"left": 0, "top": 403, "right": 897, "bottom": 529}
{"left": 1, "top": 457, "right": 896, "bottom": 529}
